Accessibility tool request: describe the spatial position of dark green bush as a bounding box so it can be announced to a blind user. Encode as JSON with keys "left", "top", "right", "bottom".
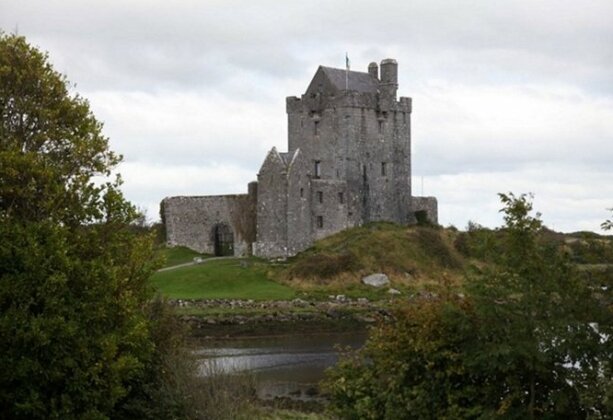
{"left": 415, "top": 228, "right": 462, "bottom": 269}
{"left": 453, "top": 232, "right": 471, "bottom": 257}
{"left": 325, "top": 194, "right": 611, "bottom": 419}
{"left": 567, "top": 237, "right": 613, "bottom": 264}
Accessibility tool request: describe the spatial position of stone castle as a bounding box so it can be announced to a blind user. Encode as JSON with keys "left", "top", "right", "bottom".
{"left": 161, "top": 58, "right": 437, "bottom": 258}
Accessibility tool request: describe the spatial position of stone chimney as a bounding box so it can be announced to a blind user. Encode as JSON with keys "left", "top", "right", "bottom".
{"left": 368, "top": 62, "right": 378, "bottom": 79}
{"left": 380, "top": 58, "right": 398, "bottom": 101}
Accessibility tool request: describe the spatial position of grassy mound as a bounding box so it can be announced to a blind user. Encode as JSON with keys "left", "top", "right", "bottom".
{"left": 275, "top": 223, "right": 465, "bottom": 296}
{"left": 149, "top": 224, "right": 611, "bottom": 302}
{"left": 149, "top": 224, "right": 466, "bottom": 301}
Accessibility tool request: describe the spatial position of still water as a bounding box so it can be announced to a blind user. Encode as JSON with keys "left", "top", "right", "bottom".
{"left": 194, "top": 332, "right": 367, "bottom": 400}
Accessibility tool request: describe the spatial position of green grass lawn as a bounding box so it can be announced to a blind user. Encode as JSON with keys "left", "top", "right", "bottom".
{"left": 156, "top": 246, "right": 210, "bottom": 268}
{"left": 150, "top": 258, "right": 295, "bottom": 300}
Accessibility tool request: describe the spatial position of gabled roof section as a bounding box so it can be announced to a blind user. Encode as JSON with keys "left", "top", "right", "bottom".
{"left": 305, "top": 66, "right": 380, "bottom": 95}
{"left": 278, "top": 150, "right": 297, "bottom": 167}
{"left": 258, "top": 148, "right": 301, "bottom": 179}
{"left": 285, "top": 148, "right": 305, "bottom": 176}
{"left": 258, "top": 147, "right": 285, "bottom": 175}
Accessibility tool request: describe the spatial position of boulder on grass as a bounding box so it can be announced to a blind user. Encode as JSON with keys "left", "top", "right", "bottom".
{"left": 362, "top": 273, "right": 390, "bottom": 288}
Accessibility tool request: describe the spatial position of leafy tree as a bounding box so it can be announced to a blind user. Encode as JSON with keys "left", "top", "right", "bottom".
{"left": 323, "top": 296, "right": 489, "bottom": 419}
{"left": 466, "top": 193, "right": 609, "bottom": 418}
{"left": 324, "top": 193, "right": 611, "bottom": 419}
{"left": 0, "top": 33, "right": 188, "bottom": 418}
{"left": 598, "top": 208, "right": 613, "bottom": 414}
{"left": 603, "top": 209, "right": 613, "bottom": 231}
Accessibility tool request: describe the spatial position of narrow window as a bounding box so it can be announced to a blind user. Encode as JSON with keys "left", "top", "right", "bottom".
{"left": 317, "top": 191, "right": 323, "bottom": 203}
{"left": 314, "top": 161, "right": 321, "bottom": 178}
{"left": 338, "top": 192, "right": 344, "bottom": 204}
{"left": 300, "top": 188, "right": 304, "bottom": 198}
{"left": 381, "top": 162, "right": 387, "bottom": 176}
{"left": 314, "top": 121, "right": 319, "bottom": 136}
{"left": 317, "top": 216, "right": 324, "bottom": 229}
{"left": 378, "top": 120, "right": 383, "bottom": 134}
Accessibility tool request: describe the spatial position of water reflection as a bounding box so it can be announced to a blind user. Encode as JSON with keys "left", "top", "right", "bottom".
{"left": 195, "top": 332, "right": 367, "bottom": 400}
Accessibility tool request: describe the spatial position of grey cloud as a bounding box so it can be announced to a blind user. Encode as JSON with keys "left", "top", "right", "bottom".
{"left": 4, "top": 0, "right": 612, "bottom": 93}
{"left": 2, "top": 0, "right": 612, "bottom": 231}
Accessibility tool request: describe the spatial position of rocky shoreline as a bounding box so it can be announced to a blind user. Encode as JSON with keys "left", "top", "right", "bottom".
{"left": 170, "top": 296, "right": 396, "bottom": 336}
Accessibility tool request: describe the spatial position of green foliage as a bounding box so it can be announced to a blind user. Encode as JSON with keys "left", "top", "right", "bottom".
{"left": 1, "top": 222, "right": 151, "bottom": 418}
{"left": 323, "top": 297, "right": 487, "bottom": 419}
{"left": 0, "top": 34, "right": 120, "bottom": 225}
{"left": 325, "top": 193, "right": 611, "bottom": 419}
{"left": 243, "top": 407, "right": 330, "bottom": 419}
{"left": 453, "top": 221, "right": 505, "bottom": 261}
{"left": 111, "top": 298, "right": 194, "bottom": 419}
{"left": 414, "top": 228, "right": 462, "bottom": 269}
{"left": 151, "top": 258, "right": 295, "bottom": 300}
{"left": 465, "top": 193, "right": 610, "bottom": 418}
{"left": 150, "top": 222, "right": 167, "bottom": 246}
{"left": 0, "top": 33, "right": 187, "bottom": 418}
{"left": 602, "top": 208, "right": 612, "bottom": 231}
{"left": 566, "top": 237, "right": 613, "bottom": 264}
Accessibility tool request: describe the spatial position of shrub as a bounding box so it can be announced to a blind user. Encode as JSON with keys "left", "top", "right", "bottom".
{"left": 323, "top": 296, "right": 486, "bottom": 419}
{"left": 325, "top": 194, "right": 611, "bottom": 418}
{"left": 453, "top": 232, "right": 471, "bottom": 257}
{"left": 414, "top": 228, "right": 462, "bottom": 269}
{"left": 0, "top": 33, "right": 191, "bottom": 418}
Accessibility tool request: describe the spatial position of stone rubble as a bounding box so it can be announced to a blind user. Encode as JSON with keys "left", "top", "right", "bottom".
{"left": 169, "top": 297, "right": 397, "bottom": 328}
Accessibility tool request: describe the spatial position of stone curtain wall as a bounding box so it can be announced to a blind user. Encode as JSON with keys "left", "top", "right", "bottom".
{"left": 411, "top": 196, "right": 439, "bottom": 225}
{"left": 162, "top": 193, "right": 256, "bottom": 256}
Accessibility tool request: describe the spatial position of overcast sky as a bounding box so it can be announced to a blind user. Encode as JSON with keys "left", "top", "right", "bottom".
{"left": 2, "top": 0, "right": 612, "bottom": 232}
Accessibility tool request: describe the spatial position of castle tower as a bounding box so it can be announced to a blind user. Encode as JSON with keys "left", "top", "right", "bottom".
{"left": 162, "top": 57, "right": 437, "bottom": 259}
{"left": 255, "top": 57, "right": 414, "bottom": 256}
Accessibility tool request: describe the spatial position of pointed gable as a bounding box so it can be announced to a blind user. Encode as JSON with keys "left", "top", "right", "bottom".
{"left": 257, "top": 147, "right": 286, "bottom": 177}
{"left": 305, "top": 65, "right": 380, "bottom": 96}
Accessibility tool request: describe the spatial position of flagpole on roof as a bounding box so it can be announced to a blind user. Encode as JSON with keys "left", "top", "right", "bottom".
{"left": 345, "top": 52, "right": 350, "bottom": 91}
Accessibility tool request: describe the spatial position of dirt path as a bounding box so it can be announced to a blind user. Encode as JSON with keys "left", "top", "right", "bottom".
{"left": 157, "top": 256, "right": 243, "bottom": 272}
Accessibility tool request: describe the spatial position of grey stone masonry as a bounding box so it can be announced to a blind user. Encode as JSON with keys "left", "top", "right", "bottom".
{"left": 161, "top": 184, "right": 256, "bottom": 256}
{"left": 161, "top": 58, "right": 438, "bottom": 258}
{"left": 412, "top": 196, "right": 439, "bottom": 225}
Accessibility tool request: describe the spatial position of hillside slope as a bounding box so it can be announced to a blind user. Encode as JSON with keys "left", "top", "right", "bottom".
{"left": 275, "top": 223, "right": 466, "bottom": 295}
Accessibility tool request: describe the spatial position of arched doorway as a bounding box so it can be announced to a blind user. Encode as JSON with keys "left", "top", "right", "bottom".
{"left": 212, "top": 223, "right": 234, "bottom": 256}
